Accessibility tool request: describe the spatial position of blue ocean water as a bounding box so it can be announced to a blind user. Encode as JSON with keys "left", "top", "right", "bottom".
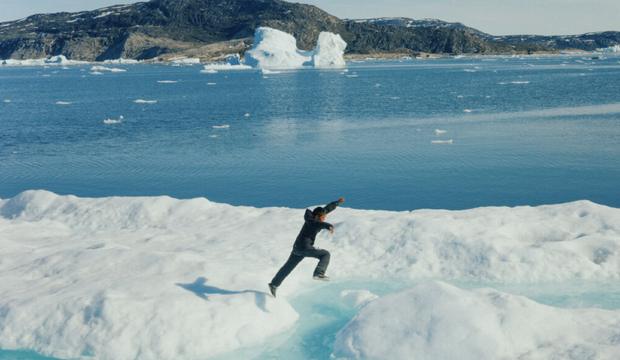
{"left": 2, "top": 55, "right": 620, "bottom": 211}
{"left": 1, "top": 56, "right": 620, "bottom": 359}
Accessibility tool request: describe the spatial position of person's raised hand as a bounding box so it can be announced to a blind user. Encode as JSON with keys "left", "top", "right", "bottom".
{"left": 329, "top": 226, "right": 334, "bottom": 234}
{"left": 338, "top": 198, "right": 345, "bottom": 204}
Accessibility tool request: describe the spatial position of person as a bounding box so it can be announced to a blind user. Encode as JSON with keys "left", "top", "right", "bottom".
{"left": 268, "top": 198, "right": 345, "bottom": 297}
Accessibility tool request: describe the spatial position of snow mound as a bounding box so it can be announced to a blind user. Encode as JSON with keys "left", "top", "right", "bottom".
{"left": 2, "top": 191, "right": 620, "bottom": 359}
{"left": 0, "top": 190, "right": 298, "bottom": 360}
{"left": 334, "top": 281, "right": 620, "bottom": 360}
{"left": 244, "top": 27, "right": 346, "bottom": 69}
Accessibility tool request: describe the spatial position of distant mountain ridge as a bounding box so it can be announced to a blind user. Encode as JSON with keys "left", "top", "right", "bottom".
{"left": 0, "top": 0, "right": 587, "bottom": 62}
{"left": 347, "top": 17, "right": 490, "bottom": 39}
{"left": 349, "top": 17, "right": 620, "bottom": 52}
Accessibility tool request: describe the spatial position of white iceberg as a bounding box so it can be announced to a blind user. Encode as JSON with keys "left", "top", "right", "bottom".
{"left": 1, "top": 55, "right": 90, "bottom": 66}
{"left": 244, "top": 27, "right": 346, "bottom": 69}
{"left": 334, "top": 281, "right": 620, "bottom": 360}
{"left": 596, "top": 45, "right": 620, "bottom": 53}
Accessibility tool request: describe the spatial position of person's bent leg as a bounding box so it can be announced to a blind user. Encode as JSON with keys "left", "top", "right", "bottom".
{"left": 271, "top": 253, "right": 304, "bottom": 287}
{"left": 303, "top": 248, "right": 330, "bottom": 276}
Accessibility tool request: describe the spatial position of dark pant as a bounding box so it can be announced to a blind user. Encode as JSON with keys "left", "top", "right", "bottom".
{"left": 271, "top": 248, "right": 330, "bottom": 287}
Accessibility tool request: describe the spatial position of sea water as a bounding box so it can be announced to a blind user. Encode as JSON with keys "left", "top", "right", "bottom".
{"left": 1, "top": 55, "right": 620, "bottom": 360}
{"left": 1, "top": 55, "right": 620, "bottom": 211}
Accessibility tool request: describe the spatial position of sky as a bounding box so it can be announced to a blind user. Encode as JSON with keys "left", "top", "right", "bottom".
{"left": 0, "top": 0, "right": 618, "bottom": 36}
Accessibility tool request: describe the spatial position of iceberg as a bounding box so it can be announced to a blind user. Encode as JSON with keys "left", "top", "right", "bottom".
{"left": 596, "top": 45, "right": 620, "bottom": 53}
{"left": 244, "top": 27, "right": 346, "bottom": 69}
{"left": 1, "top": 55, "right": 90, "bottom": 66}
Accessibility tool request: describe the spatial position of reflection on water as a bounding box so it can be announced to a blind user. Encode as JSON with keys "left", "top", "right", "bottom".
{"left": 1, "top": 56, "right": 620, "bottom": 212}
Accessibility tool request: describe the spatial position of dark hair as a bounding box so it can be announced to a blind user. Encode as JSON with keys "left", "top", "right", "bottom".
{"left": 312, "top": 207, "right": 326, "bottom": 217}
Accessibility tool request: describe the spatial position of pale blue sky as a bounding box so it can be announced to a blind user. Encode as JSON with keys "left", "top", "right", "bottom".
{"left": 0, "top": 0, "right": 618, "bottom": 36}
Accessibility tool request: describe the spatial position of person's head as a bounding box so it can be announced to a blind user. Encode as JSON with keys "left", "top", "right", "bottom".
{"left": 313, "top": 207, "right": 327, "bottom": 222}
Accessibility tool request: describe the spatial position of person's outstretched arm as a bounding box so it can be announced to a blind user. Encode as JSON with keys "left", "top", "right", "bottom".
{"left": 324, "top": 198, "right": 345, "bottom": 214}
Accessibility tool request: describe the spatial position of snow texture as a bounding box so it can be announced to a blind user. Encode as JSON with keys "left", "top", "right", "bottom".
{"left": 1, "top": 191, "right": 620, "bottom": 359}
{"left": 244, "top": 27, "right": 346, "bottom": 69}
{"left": 334, "top": 281, "right": 620, "bottom": 360}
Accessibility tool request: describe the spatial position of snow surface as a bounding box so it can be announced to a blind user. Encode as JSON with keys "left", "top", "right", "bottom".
{"left": 334, "top": 281, "right": 620, "bottom": 360}
{"left": 1, "top": 191, "right": 620, "bottom": 359}
{"left": 244, "top": 27, "right": 346, "bottom": 69}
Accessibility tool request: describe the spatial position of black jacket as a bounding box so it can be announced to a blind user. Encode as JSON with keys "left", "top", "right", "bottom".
{"left": 293, "top": 200, "right": 340, "bottom": 251}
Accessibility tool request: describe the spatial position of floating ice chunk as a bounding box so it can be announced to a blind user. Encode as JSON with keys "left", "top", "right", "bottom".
{"left": 463, "top": 69, "right": 476, "bottom": 72}
{"left": 202, "top": 63, "right": 252, "bottom": 71}
{"left": 498, "top": 82, "right": 508, "bottom": 85}
{"left": 4, "top": 100, "right": 10, "bottom": 103}
{"left": 90, "top": 71, "right": 104, "bottom": 75}
{"left": 261, "top": 69, "right": 281, "bottom": 75}
{"left": 55, "top": 101, "right": 72, "bottom": 105}
{"left": 431, "top": 139, "right": 453, "bottom": 144}
{"left": 434, "top": 129, "right": 447, "bottom": 135}
{"left": 346, "top": 74, "right": 358, "bottom": 78}
{"left": 207, "top": 83, "right": 217, "bottom": 85}
{"left": 511, "top": 81, "right": 530, "bottom": 84}
{"left": 104, "top": 115, "right": 123, "bottom": 124}
{"left": 134, "top": 100, "right": 157, "bottom": 104}
{"left": 212, "top": 125, "right": 230, "bottom": 129}
{"left": 340, "top": 290, "right": 379, "bottom": 310}
{"left": 457, "top": 95, "right": 463, "bottom": 98}
{"left": 375, "top": 84, "right": 381, "bottom": 87}
{"left": 245, "top": 113, "right": 250, "bottom": 117}
{"left": 157, "top": 80, "right": 178, "bottom": 83}
{"left": 463, "top": 109, "right": 472, "bottom": 113}
{"left": 334, "top": 281, "right": 620, "bottom": 360}
{"left": 209, "top": 135, "right": 218, "bottom": 138}
{"left": 200, "top": 69, "right": 218, "bottom": 74}
{"left": 91, "top": 66, "right": 126, "bottom": 72}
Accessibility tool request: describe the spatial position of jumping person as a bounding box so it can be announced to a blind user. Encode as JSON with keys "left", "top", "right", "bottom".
{"left": 268, "top": 198, "right": 345, "bottom": 297}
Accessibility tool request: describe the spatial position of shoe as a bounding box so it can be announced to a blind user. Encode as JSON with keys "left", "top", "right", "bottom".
{"left": 313, "top": 274, "right": 330, "bottom": 281}
{"left": 268, "top": 283, "right": 277, "bottom": 298}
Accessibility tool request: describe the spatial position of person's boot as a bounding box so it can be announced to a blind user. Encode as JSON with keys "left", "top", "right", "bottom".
{"left": 268, "top": 283, "right": 278, "bottom": 297}
{"left": 313, "top": 274, "right": 330, "bottom": 281}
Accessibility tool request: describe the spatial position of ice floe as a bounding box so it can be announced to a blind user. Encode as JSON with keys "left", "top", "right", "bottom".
{"left": 134, "top": 100, "right": 157, "bottom": 104}
{"left": 334, "top": 281, "right": 620, "bottom": 360}
{"left": 103, "top": 115, "right": 123, "bottom": 124}
{"left": 55, "top": 101, "right": 72, "bottom": 105}
{"left": 434, "top": 129, "right": 447, "bottom": 135}
{"left": 431, "top": 139, "right": 453, "bottom": 144}
{"left": 2, "top": 191, "right": 620, "bottom": 360}
{"left": 91, "top": 66, "right": 126, "bottom": 72}
{"left": 212, "top": 125, "right": 230, "bottom": 129}
{"left": 157, "top": 80, "right": 178, "bottom": 83}
{"left": 1, "top": 55, "right": 89, "bottom": 66}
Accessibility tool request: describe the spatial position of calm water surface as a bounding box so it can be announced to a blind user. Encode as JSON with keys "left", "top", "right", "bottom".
{"left": 1, "top": 55, "right": 620, "bottom": 210}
